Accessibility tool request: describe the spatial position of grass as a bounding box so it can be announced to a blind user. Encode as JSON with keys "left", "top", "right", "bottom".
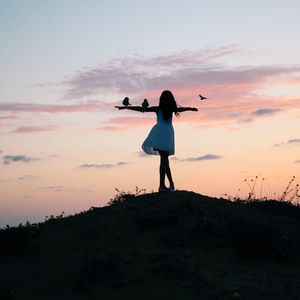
{"left": 0, "top": 222, "right": 40, "bottom": 257}
{"left": 224, "top": 175, "right": 300, "bottom": 204}
{"left": 108, "top": 186, "right": 146, "bottom": 206}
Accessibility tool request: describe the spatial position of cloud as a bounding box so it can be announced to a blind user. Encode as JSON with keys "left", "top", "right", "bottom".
{"left": 3, "top": 47, "right": 300, "bottom": 132}
{"left": 3, "top": 155, "right": 40, "bottom": 165}
{"left": 60, "top": 48, "right": 300, "bottom": 130}
{"left": 251, "top": 108, "right": 282, "bottom": 117}
{"left": 273, "top": 138, "right": 300, "bottom": 147}
{"left": 172, "top": 154, "right": 223, "bottom": 162}
{"left": 0, "top": 102, "right": 115, "bottom": 131}
{"left": 97, "top": 116, "right": 153, "bottom": 131}
{"left": 38, "top": 186, "right": 64, "bottom": 192}
{"left": 295, "top": 160, "right": 300, "bottom": 163}
{"left": 0, "top": 175, "right": 38, "bottom": 183}
{"left": 0, "top": 113, "right": 19, "bottom": 121}
{"left": 79, "top": 161, "right": 128, "bottom": 169}
{"left": 18, "top": 175, "right": 37, "bottom": 181}
{"left": 64, "top": 46, "right": 242, "bottom": 98}
{"left": 0, "top": 101, "right": 112, "bottom": 114}
{"left": 287, "top": 139, "right": 300, "bottom": 144}
{"left": 38, "top": 186, "right": 93, "bottom": 192}
{"left": 11, "top": 126, "right": 58, "bottom": 134}
{"left": 279, "top": 7, "right": 298, "bottom": 13}
{"left": 102, "top": 94, "right": 300, "bottom": 131}
{"left": 138, "top": 151, "right": 149, "bottom": 158}
{"left": 64, "top": 46, "right": 300, "bottom": 101}
{"left": 227, "top": 112, "right": 244, "bottom": 119}
{"left": 96, "top": 126, "right": 127, "bottom": 131}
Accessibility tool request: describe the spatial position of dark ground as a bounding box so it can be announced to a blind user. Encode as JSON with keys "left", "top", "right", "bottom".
{"left": 0, "top": 191, "right": 299, "bottom": 300}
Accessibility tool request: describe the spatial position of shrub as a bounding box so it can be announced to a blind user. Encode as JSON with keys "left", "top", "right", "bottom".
{"left": 0, "top": 222, "right": 40, "bottom": 256}
{"left": 108, "top": 187, "right": 146, "bottom": 206}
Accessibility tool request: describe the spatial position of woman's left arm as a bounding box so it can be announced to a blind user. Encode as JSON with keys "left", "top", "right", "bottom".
{"left": 115, "top": 106, "right": 159, "bottom": 113}
{"left": 177, "top": 107, "right": 198, "bottom": 112}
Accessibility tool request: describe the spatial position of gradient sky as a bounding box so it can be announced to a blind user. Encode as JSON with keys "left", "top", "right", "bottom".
{"left": 1, "top": 0, "right": 300, "bottom": 226}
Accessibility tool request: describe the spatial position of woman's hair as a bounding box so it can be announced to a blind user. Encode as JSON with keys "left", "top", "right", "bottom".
{"left": 159, "top": 90, "right": 179, "bottom": 121}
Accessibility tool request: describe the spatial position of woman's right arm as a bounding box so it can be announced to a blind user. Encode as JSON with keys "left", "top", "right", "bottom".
{"left": 115, "top": 106, "right": 143, "bottom": 112}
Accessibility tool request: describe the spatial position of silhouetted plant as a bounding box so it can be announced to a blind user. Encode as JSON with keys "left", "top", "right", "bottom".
{"left": 246, "top": 199, "right": 300, "bottom": 218}
{"left": 244, "top": 175, "right": 259, "bottom": 200}
{"left": 44, "top": 211, "right": 66, "bottom": 222}
{"left": 108, "top": 186, "right": 146, "bottom": 205}
{"left": 0, "top": 221, "right": 40, "bottom": 255}
{"left": 225, "top": 176, "right": 300, "bottom": 205}
{"left": 279, "top": 176, "right": 299, "bottom": 203}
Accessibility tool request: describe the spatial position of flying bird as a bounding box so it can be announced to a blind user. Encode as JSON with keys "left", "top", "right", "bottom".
{"left": 142, "top": 99, "right": 149, "bottom": 108}
{"left": 199, "top": 94, "right": 208, "bottom": 100}
{"left": 122, "top": 97, "right": 131, "bottom": 106}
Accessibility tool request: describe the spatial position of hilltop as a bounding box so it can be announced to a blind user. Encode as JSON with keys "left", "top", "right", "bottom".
{"left": 0, "top": 191, "right": 299, "bottom": 300}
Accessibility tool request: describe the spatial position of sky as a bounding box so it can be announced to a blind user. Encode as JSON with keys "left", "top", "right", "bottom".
{"left": 1, "top": 0, "right": 300, "bottom": 226}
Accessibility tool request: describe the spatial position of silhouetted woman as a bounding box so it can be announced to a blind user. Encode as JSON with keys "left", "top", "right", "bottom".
{"left": 116, "top": 90, "right": 198, "bottom": 192}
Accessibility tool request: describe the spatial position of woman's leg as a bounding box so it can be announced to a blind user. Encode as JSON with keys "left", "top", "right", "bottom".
{"left": 159, "top": 150, "right": 169, "bottom": 189}
{"left": 165, "top": 156, "right": 174, "bottom": 186}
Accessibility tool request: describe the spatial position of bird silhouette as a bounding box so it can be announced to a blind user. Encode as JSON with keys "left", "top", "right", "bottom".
{"left": 142, "top": 99, "right": 149, "bottom": 108}
{"left": 122, "top": 97, "right": 131, "bottom": 106}
{"left": 199, "top": 94, "right": 208, "bottom": 100}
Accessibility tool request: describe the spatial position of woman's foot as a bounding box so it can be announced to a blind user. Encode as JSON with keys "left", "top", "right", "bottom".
{"left": 169, "top": 183, "right": 175, "bottom": 192}
{"left": 158, "top": 186, "right": 170, "bottom": 193}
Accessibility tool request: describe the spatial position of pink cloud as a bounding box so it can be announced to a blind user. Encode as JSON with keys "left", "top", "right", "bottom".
{"left": 0, "top": 112, "right": 20, "bottom": 123}
{"left": 283, "top": 77, "right": 300, "bottom": 86}
{"left": 97, "top": 116, "right": 154, "bottom": 131}
{"left": 102, "top": 94, "right": 300, "bottom": 131}
{"left": 64, "top": 46, "right": 243, "bottom": 98}
{"left": 0, "top": 101, "right": 112, "bottom": 114}
{"left": 60, "top": 47, "right": 300, "bottom": 131}
{"left": 64, "top": 46, "right": 300, "bottom": 101}
{"left": 11, "top": 126, "right": 58, "bottom": 134}
{"left": 0, "top": 102, "right": 116, "bottom": 132}
{"left": 279, "top": 7, "right": 298, "bottom": 13}
{"left": 96, "top": 126, "right": 126, "bottom": 131}
{"left": 4, "top": 47, "right": 299, "bottom": 132}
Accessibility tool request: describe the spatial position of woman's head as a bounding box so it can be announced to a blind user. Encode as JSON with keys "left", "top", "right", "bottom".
{"left": 159, "top": 90, "right": 179, "bottom": 120}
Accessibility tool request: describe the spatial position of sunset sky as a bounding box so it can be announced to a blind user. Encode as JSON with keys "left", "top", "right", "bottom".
{"left": 1, "top": 0, "right": 300, "bottom": 226}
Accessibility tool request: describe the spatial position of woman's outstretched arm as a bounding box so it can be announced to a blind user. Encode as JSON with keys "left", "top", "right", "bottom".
{"left": 115, "top": 106, "right": 159, "bottom": 113}
{"left": 177, "top": 107, "right": 198, "bottom": 112}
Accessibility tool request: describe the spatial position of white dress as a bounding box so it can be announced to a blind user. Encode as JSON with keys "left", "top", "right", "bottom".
{"left": 142, "top": 110, "right": 175, "bottom": 155}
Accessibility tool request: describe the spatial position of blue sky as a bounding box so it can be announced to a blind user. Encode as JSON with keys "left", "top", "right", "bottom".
{"left": 1, "top": 0, "right": 300, "bottom": 94}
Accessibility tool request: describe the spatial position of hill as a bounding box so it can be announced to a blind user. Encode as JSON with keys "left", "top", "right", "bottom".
{"left": 0, "top": 191, "right": 299, "bottom": 300}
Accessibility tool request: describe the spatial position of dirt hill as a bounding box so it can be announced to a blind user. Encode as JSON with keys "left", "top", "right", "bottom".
{"left": 0, "top": 191, "right": 299, "bottom": 300}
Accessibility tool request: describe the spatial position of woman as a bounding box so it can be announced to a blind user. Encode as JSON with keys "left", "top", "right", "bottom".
{"left": 116, "top": 90, "right": 198, "bottom": 192}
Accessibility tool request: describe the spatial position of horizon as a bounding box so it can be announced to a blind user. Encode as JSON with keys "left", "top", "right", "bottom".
{"left": 1, "top": 0, "right": 300, "bottom": 227}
